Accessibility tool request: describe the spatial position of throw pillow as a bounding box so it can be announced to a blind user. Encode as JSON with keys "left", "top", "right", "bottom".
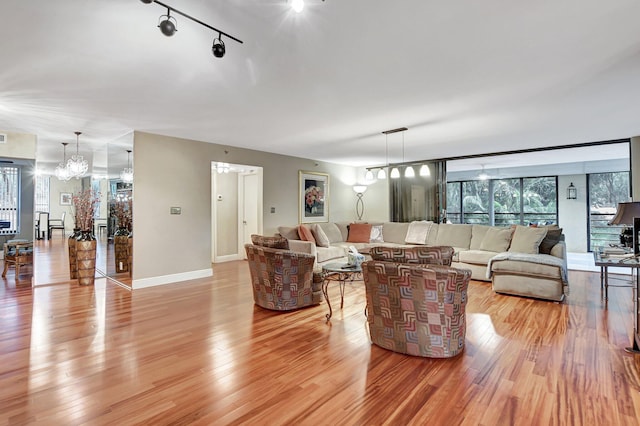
{"left": 277, "top": 226, "right": 300, "bottom": 241}
{"left": 311, "top": 224, "right": 330, "bottom": 247}
{"left": 318, "top": 222, "right": 344, "bottom": 243}
{"left": 251, "top": 234, "right": 289, "bottom": 249}
{"left": 404, "top": 221, "right": 433, "bottom": 245}
{"left": 539, "top": 228, "right": 564, "bottom": 254}
{"left": 347, "top": 223, "right": 372, "bottom": 243}
{"left": 370, "top": 225, "right": 384, "bottom": 243}
{"left": 469, "top": 225, "right": 492, "bottom": 250}
{"left": 297, "top": 224, "right": 316, "bottom": 244}
{"left": 508, "top": 225, "right": 548, "bottom": 254}
{"left": 479, "top": 227, "right": 513, "bottom": 252}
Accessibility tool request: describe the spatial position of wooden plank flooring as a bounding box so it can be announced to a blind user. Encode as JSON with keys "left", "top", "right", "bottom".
{"left": 2, "top": 241, "right": 640, "bottom": 425}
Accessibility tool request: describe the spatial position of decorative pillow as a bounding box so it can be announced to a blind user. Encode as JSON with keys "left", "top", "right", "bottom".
{"left": 539, "top": 228, "right": 564, "bottom": 254}
{"left": 370, "top": 225, "right": 384, "bottom": 243}
{"left": 347, "top": 223, "right": 372, "bottom": 243}
{"left": 469, "top": 225, "right": 492, "bottom": 250}
{"left": 311, "top": 224, "right": 330, "bottom": 248}
{"left": 404, "top": 221, "right": 433, "bottom": 245}
{"left": 277, "top": 226, "right": 300, "bottom": 241}
{"left": 251, "top": 234, "right": 289, "bottom": 249}
{"left": 479, "top": 227, "right": 513, "bottom": 252}
{"left": 508, "top": 225, "right": 547, "bottom": 254}
{"left": 297, "top": 225, "right": 316, "bottom": 244}
{"left": 318, "top": 222, "right": 344, "bottom": 243}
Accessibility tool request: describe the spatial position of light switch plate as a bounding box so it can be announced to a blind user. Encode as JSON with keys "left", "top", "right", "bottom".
{"left": 170, "top": 207, "right": 181, "bottom": 215}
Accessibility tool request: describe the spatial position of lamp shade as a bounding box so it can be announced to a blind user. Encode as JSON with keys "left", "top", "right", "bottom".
{"left": 364, "top": 170, "right": 374, "bottom": 181}
{"left": 353, "top": 185, "right": 367, "bottom": 194}
{"left": 608, "top": 202, "right": 640, "bottom": 225}
{"left": 377, "top": 168, "right": 386, "bottom": 179}
{"left": 390, "top": 167, "right": 400, "bottom": 179}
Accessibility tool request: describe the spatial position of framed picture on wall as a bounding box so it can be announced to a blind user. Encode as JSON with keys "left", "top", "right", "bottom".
{"left": 299, "top": 171, "right": 329, "bottom": 223}
{"left": 60, "top": 192, "right": 72, "bottom": 206}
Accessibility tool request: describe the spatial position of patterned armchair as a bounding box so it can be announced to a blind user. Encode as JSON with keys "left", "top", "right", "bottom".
{"left": 245, "top": 235, "right": 322, "bottom": 311}
{"left": 363, "top": 260, "right": 471, "bottom": 358}
{"left": 369, "top": 245, "right": 455, "bottom": 266}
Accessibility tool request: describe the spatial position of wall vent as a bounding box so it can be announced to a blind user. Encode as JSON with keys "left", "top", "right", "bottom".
{"left": 0, "top": 134, "right": 6, "bottom": 144}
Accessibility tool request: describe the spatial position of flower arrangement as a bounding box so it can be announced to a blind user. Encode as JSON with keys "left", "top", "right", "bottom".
{"left": 305, "top": 185, "right": 324, "bottom": 214}
{"left": 71, "top": 189, "right": 100, "bottom": 232}
{"left": 113, "top": 199, "right": 133, "bottom": 232}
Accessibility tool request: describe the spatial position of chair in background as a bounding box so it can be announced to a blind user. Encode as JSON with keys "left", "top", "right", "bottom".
{"left": 48, "top": 212, "right": 66, "bottom": 239}
{"left": 245, "top": 234, "right": 322, "bottom": 311}
{"left": 34, "top": 211, "right": 49, "bottom": 240}
{"left": 363, "top": 257, "right": 471, "bottom": 358}
{"left": 2, "top": 239, "right": 33, "bottom": 279}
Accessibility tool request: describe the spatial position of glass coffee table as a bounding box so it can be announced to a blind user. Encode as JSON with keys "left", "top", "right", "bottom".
{"left": 321, "top": 262, "right": 362, "bottom": 322}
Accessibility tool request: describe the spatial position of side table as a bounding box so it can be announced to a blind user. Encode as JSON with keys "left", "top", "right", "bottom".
{"left": 321, "top": 262, "right": 362, "bottom": 322}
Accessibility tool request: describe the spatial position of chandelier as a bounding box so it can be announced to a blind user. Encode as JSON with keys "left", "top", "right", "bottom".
{"left": 54, "top": 142, "right": 71, "bottom": 181}
{"left": 120, "top": 150, "right": 134, "bottom": 183}
{"left": 66, "top": 131, "right": 88, "bottom": 179}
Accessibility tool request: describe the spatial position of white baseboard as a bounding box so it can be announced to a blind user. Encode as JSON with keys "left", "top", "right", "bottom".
{"left": 131, "top": 268, "right": 213, "bottom": 290}
{"left": 214, "top": 254, "right": 242, "bottom": 263}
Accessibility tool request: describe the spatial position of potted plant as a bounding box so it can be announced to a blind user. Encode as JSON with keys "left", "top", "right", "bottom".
{"left": 113, "top": 198, "right": 132, "bottom": 273}
{"left": 70, "top": 189, "right": 99, "bottom": 285}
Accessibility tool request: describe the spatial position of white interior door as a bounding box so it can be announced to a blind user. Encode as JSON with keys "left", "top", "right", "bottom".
{"left": 240, "top": 173, "right": 259, "bottom": 258}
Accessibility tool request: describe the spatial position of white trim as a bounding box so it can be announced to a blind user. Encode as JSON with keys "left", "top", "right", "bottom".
{"left": 216, "top": 254, "right": 242, "bottom": 263}
{"left": 131, "top": 268, "right": 213, "bottom": 289}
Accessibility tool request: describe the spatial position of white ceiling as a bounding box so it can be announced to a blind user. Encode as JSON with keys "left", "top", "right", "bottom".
{"left": 2, "top": 0, "right": 640, "bottom": 175}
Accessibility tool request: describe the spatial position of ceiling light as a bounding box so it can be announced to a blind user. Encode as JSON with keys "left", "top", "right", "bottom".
{"left": 140, "top": 0, "right": 153, "bottom": 3}
{"left": 390, "top": 167, "right": 400, "bottom": 179}
{"left": 158, "top": 9, "right": 178, "bottom": 36}
{"left": 404, "top": 166, "right": 415, "bottom": 178}
{"left": 364, "top": 170, "right": 374, "bottom": 181}
{"left": 419, "top": 164, "right": 430, "bottom": 177}
{"left": 292, "top": 0, "right": 305, "bottom": 13}
{"left": 478, "top": 165, "right": 489, "bottom": 180}
{"left": 377, "top": 168, "right": 386, "bottom": 179}
{"left": 212, "top": 34, "right": 225, "bottom": 58}
{"left": 120, "top": 150, "right": 134, "bottom": 183}
{"left": 66, "top": 131, "right": 88, "bottom": 179}
{"left": 55, "top": 142, "right": 71, "bottom": 181}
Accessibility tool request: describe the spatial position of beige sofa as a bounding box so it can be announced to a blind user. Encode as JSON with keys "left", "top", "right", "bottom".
{"left": 277, "top": 221, "right": 568, "bottom": 302}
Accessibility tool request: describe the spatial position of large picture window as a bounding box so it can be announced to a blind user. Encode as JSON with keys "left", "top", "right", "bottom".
{"left": 588, "top": 171, "right": 630, "bottom": 250}
{"left": 0, "top": 166, "right": 20, "bottom": 234}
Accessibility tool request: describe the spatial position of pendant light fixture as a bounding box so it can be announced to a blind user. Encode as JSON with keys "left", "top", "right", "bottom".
{"left": 419, "top": 164, "right": 431, "bottom": 177}
{"left": 402, "top": 132, "right": 414, "bottom": 178}
{"left": 365, "top": 170, "right": 374, "bottom": 181}
{"left": 382, "top": 127, "right": 407, "bottom": 179}
{"left": 120, "top": 150, "right": 134, "bottom": 183}
{"left": 378, "top": 132, "right": 388, "bottom": 179}
{"left": 67, "top": 131, "right": 88, "bottom": 179}
{"left": 55, "top": 142, "right": 71, "bottom": 181}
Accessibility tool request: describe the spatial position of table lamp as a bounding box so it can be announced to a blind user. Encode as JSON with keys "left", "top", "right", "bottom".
{"left": 608, "top": 201, "right": 640, "bottom": 249}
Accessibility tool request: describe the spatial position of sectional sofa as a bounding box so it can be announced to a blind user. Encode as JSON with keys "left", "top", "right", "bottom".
{"left": 276, "top": 221, "right": 568, "bottom": 302}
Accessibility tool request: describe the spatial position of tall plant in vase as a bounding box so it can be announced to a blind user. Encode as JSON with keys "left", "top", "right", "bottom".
{"left": 71, "top": 189, "right": 100, "bottom": 285}
{"left": 113, "top": 199, "right": 132, "bottom": 273}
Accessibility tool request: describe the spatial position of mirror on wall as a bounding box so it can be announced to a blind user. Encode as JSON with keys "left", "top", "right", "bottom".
{"left": 95, "top": 132, "right": 133, "bottom": 287}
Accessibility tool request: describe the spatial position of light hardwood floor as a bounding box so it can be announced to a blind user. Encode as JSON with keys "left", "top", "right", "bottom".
{"left": 2, "top": 239, "right": 640, "bottom": 425}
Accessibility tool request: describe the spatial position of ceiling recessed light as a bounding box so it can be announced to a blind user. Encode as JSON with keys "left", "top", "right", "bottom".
{"left": 292, "top": 0, "right": 304, "bottom": 13}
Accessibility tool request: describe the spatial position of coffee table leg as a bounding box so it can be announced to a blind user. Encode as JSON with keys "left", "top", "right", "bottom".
{"left": 322, "top": 278, "right": 332, "bottom": 322}
{"left": 340, "top": 277, "right": 345, "bottom": 309}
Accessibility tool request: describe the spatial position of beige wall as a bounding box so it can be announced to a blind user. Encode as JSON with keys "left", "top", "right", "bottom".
{"left": 0, "top": 131, "right": 36, "bottom": 159}
{"left": 49, "top": 177, "right": 82, "bottom": 232}
{"left": 215, "top": 171, "right": 239, "bottom": 257}
{"left": 132, "top": 131, "right": 382, "bottom": 287}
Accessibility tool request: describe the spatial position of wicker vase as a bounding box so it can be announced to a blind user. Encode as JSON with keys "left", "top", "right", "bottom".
{"left": 76, "top": 231, "right": 97, "bottom": 286}
{"left": 68, "top": 229, "right": 81, "bottom": 279}
{"left": 114, "top": 228, "right": 130, "bottom": 273}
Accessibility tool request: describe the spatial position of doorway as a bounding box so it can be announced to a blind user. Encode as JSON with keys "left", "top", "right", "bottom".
{"left": 211, "top": 162, "right": 263, "bottom": 263}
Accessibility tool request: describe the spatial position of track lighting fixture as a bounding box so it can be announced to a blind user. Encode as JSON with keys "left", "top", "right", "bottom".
{"left": 158, "top": 9, "right": 177, "bottom": 36}
{"left": 212, "top": 34, "right": 225, "bottom": 58}
{"left": 140, "top": 0, "right": 243, "bottom": 58}
{"left": 292, "top": 0, "right": 305, "bottom": 13}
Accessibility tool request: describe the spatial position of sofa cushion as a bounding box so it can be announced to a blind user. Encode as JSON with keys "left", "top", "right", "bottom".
{"left": 316, "top": 246, "right": 347, "bottom": 263}
{"left": 490, "top": 257, "right": 563, "bottom": 280}
{"left": 539, "top": 227, "right": 564, "bottom": 255}
{"left": 317, "top": 222, "right": 344, "bottom": 244}
{"left": 405, "top": 221, "right": 433, "bottom": 245}
{"left": 470, "top": 225, "right": 492, "bottom": 250}
{"left": 509, "top": 225, "right": 547, "bottom": 254}
{"left": 347, "top": 223, "right": 372, "bottom": 243}
{"left": 457, "top": 249, "right": 497, "bottom": 265}
{"left": 435, "top": 224, "right": 472, "bottom": 249}
{"left": 382, "top": 222, "right": 411, "bottom": 244}
{"left": 251, "top": 234, "right": 289, "bottom": 250}
{"left": 369, "top": 245, "right": 454, "bottom": 266}
{"left": 479, "top": 227, "right": 513, "bottom": 252}
{"left": 298, "top": 225, "right": 316, "bottom": 244}
{"left": 277, "top": 226, "right": 300, "bottom": 241}
{"left": 335, "top": 222, "right": 350, "bottom": 241}
{"left": 311, "top": 224, "right": 330, "bottom": 248}
{"left": 370, "top": 225, "right": 384, "bottom": 243}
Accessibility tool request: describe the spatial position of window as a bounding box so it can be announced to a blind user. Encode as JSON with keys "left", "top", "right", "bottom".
{"left": 588, "top": 171, "right": 630, "bottom": 250}
{"left": 0, "top": 166, "right": 20, "bottom": 234}
{"left": 447, "top": 176, "right": 557, "bottom": 226}
{"left": 35, "top": 175, "right": 50, "bottom": 213}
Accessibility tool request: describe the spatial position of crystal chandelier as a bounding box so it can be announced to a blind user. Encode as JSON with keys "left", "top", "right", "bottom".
{"left": 120, "top": 149, "right": 134, "bottom": 183}
{"left": 66, "top": 131, "right": 88, "bottom": 179}
{"left": 54, "top": 142, "right": 71, "bottom": 181}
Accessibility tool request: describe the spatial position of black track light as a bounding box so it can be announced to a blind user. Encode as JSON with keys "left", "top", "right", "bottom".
{"left": 212, "top": 34, "right": 225, "bottom": 58}
{"left": 158, "top": 9, "right": 177, "bottom": 36}
{"left": 140, "top": 0, "right": 153, "bottom": 4}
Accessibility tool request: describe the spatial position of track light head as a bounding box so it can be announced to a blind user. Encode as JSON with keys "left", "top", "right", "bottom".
{"left": 140, "top": 0, "right": 153, "bottom": 4}
{"left": 212, "top": 35, "right": 225, "bottom": 58}
{"left": 158, "top": 12, "right": 177, "bottom": 36}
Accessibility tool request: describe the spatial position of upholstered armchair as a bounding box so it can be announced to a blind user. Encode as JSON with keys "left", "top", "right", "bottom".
{"left": 368, "top": 245, "right": 455, "bottom": 266}
{"left": 245, "top": 234, "right": 322, "bottom": 311}
{"left": 363, "top": 260, "right": 471, "bottom": 358}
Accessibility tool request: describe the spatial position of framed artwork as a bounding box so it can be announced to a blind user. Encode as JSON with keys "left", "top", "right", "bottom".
{"left": 299, "top": 171, "right": 329, "bottom": 223}
{"left": 60, "top": 192, "right": 72, "bottom": 206}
